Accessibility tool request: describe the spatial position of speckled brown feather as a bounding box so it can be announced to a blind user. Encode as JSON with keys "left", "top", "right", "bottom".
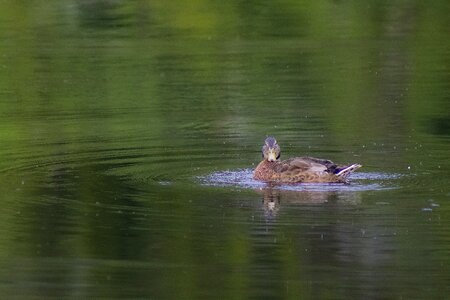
{"left": 254, "top": 159, "right": 344, "bottom": 183}
{"left": 254, "top": 156, "right": 361, "bottom": 183}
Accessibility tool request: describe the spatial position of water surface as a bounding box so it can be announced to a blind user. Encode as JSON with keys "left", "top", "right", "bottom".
{"left": 0, "top": 1, "right": 449, "bottom": 299}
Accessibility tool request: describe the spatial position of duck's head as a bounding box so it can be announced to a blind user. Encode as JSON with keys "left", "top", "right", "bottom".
{"left": 262, "top": 137, "right": 280, "bottom": 162}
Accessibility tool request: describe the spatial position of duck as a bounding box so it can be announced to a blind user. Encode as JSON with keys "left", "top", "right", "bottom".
{"left": 253, "top": 137, "right": 361, "bottom": 183}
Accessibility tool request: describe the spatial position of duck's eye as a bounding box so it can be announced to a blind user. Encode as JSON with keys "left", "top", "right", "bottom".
{"left": 276, "top": 152, "right": 280, "bottom": 159}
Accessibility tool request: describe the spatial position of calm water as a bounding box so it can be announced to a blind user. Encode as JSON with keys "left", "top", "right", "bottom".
{"left": 0, "top": 1, "right": 449, "bottom": 299}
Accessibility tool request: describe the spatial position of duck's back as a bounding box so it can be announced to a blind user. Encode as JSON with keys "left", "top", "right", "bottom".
{"left": 275, "top": 157, "right": 337, "bottom": 173}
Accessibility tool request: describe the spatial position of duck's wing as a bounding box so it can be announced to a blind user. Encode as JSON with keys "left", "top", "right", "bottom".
{"left": 275, "top": 157, "right": 337, "bottom": 174}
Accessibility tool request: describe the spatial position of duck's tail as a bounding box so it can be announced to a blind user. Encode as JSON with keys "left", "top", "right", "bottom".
{"left": 336, "top": 164, "right": 362, "bottom": 179}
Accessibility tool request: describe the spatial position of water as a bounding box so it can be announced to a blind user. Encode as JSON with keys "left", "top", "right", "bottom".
{"left": 0, "top": 1, "right": 449, "bottom": 299}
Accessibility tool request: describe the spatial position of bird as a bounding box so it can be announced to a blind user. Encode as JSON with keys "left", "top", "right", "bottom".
{"left": 253, "top": 137, "right": 361, "bottom": 183}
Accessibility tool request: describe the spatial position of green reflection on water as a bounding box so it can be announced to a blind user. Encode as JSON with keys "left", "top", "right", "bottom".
{"left": 0, "top": 1, "right": 449, "bottom": 299}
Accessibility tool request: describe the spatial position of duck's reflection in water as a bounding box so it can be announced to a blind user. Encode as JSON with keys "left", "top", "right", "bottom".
{"left": 256, "top": 184, "right": 362, "bottom": 218}
{"left": 253, "top": 185, "right": 398, "bottom": 296}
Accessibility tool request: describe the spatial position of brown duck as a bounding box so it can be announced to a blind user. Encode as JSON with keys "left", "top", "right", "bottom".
{"left": 253, "top": 137, "right": 361, "bottom": 183}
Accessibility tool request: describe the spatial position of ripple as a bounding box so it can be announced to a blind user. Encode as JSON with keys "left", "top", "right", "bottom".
{"left": 199, "top": 169, "right": 400, "bottom": 192}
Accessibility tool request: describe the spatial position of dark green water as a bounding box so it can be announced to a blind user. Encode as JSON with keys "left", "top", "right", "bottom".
{"left": 0, "top": 1, "right": 449, "bottom": 299}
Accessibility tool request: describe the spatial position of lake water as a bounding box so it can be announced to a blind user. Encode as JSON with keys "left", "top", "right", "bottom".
{"left": 0, "top": 1, "right": 449, "bottom": 299}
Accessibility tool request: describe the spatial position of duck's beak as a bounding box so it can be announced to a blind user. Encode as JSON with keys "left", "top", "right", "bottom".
{"left": 267, "top": 149, "right": 277, "bottom": 162}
